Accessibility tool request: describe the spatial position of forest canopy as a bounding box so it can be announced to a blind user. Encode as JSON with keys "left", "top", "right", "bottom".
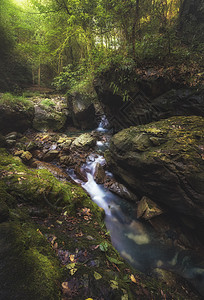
{"left": 0, "top": 0, "right": 203, "bottom": 91}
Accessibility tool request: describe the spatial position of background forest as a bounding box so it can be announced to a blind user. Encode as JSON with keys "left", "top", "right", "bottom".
{"left": 0, "top": 0, "right": 203, "bottom": 92}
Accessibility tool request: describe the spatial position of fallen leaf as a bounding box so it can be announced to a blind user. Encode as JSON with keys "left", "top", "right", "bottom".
{"left": 107, "top": 255, "right": 124, "bottom": 265}
{"left": 62, "top": 281, "right": 69, "bottom": 293}
{"left": 99, "top": 241, "right": 108, "bottom": 252}
{"left": 130, "top": 274, "right": 137, "bottom": 283}
{"left": 110, "top": 280, "right": 118, "bottom": 290}
{"left": 69, "top": 254, "right": 75, "bottom": 262}
{"left": 70, "top": 268, "right": 77, "bottom": 275}
{"left": 53, "top": 242, "right": 58, "bottom": 250}
{"left": 66, "top": 263, "right": 76, "bottom": 269}
{"left": 94, "top": 271, "right": 102, "bottom": 280}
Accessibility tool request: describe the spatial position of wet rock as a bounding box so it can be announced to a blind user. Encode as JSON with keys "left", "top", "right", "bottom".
{"left": 74, "top": 166, "right": 88, "bottom": 182}
{"left": 71, "top": 133, "right": 96, "bottom": 150}
{"left": 33, "top": 105, "right": 67, "bottom": 131}
{"left": 43, "top": 150, "right": 59, "bottom": 162}
{"left": 94, "top": 163, "right": 106, "bottom": 184}
{"left": 67, "top": 91, "right": 97, "bottom": 130}
{"left": 106, "top": 116, "right": 204, "bottom": 221}
{"left": 137, "top": 196, "right": 164, "bottom": 220}
{"left": 107, "top": 180, "right": 138, "bottom": 202}
{"left": 153, "top": 268, "right": 181, "bottom": 286}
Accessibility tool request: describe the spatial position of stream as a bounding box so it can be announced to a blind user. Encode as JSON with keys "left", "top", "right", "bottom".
{"left": 67, "top": 118, "right": 204, "bottom": 296}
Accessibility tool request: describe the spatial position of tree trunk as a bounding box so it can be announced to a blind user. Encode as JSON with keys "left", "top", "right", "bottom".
{"left": 38, "top": 64, "right": 41, "bottom": 86}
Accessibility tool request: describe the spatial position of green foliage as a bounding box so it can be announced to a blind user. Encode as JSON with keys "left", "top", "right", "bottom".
{"left": 0, "top": 0, "right": 202, "bottom": 91}
{"left": 52, "top": 65, "right": 82, "bottom": 92}
{"left": 0, "top": 93, "right": 33, "bottom": 108}
{"left": 40, "top": 98, "right": 55, "bottom": 107}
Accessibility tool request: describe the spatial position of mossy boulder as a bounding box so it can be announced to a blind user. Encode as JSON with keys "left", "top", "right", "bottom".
{"left": 105, "top": 116, "right": 204, "bottom": 221}
{"left": 0, "top": 148, "right": 101, "bottom": 216}
{"left": 0, "top": 94, "right": 34, "bottom": 134}
{"left": 33, "top": 104, "right": 67, "bottom": 131}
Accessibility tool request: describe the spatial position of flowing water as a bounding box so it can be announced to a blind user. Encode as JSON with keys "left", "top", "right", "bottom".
{"left": 68, "top": 119, "right": 204, "bottom": 296}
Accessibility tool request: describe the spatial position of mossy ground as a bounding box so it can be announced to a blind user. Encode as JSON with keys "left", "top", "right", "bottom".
{"left": 0, "top": 147, "right": 201, "bottom": 299}
{"left": 0, "top": 92, "right": 33, "bottom": 110}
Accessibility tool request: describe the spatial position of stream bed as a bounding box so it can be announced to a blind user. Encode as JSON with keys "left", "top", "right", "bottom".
{"left": 67, "top": 121, "right": 204, "bottom": 297}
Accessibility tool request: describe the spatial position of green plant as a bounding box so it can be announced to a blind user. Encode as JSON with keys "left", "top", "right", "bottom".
{"left": 40, "top": 98, "right": 55, "bottom": 107}
{"left": 0, "top": 93, "right": 32, "bottom": 108}
{"left": 52, "top": 65, "right": 83, "bottom": 93}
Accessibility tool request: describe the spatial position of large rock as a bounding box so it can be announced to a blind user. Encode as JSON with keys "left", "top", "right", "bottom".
{"left": 94, "top": 162, "right": 106, "bottom": 184}
{"left": 0, "top": 96, "right": 34, "bottom": 134}
{"left": 33, "top": 105, "right": 67, "bottom": 131}
{"left": 67, "top": 92, "right": 97, "bottom": 130}
{"left": 105, "top": 116, "right": 204, "bottom": 221}
{"left": 94, "top": 70, "right": 204, "bottom": 132}
{"left": 71, "top": 133, "right": 96, "bottom": 150}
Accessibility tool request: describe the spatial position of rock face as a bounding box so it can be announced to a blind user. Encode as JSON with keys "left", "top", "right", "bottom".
{"left": 179, "top": 0, "right": 204, "bottom": 44}
{"left": 33, "top": 105, "right": 67, "bottom": 131}
{"left": 94, "top": 71, "right": 204, "bottom": 132}
{"left": 105, "top": 116, "right": 204, "bottom": 221}
{"left": 67, "top": 92, "right": 97, "bottom": 130}
{"left": 0, "top": 100, "right": 34, "bottom": 134}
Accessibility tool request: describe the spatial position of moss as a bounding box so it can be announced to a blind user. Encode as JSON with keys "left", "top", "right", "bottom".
{"left": 0, "top": 93, "right": 33, "bottom": 109}
{"left": 0, "top": 220, "right": 62, "bottom": 300}
{"left": 0, "top": 148, "right": 104, "bottom": 225}
{"left": 111, "top": 116, "right": 204, "bottom": 162}
{"left": 40, "top": 98, "right": 55, "bottom": 107}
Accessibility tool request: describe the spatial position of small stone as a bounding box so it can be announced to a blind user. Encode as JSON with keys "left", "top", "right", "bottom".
{"left": 6, "top": 139, "right": 16, "bottom": 147}
{"left": 86, "top": 235, "right": 94, "bottom": 240}
{"left": 57, "top": 137, "right": 67, "bottom": 144}
{"left": 43, "top": 150, "right": 59, "bottom": 162}
{"left": 5, "top": 132, "right": 18, "bottom": 140}
{"left": 60, "top": 155, "right": 73, "bottom": 166}
{"left": 21, "top": 151, "right": 33, "bottom": 161}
